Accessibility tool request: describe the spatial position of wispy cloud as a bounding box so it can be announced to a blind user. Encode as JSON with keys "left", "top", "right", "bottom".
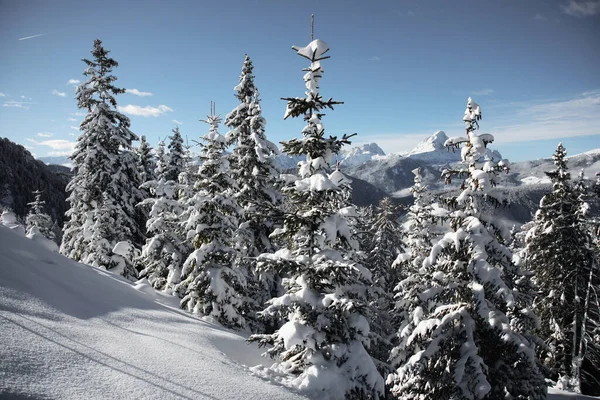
{"left": 68, "top": 117, "right": 77, "bottom": 122}
{"left": 3, "top": 100, "right": 32, "bottom": 109}
{"left": 118, "top": 104, "right": 173, "bottom": 117}
{"left": 52, "top": 90, "right": 67, "bottom": 97}
{"left": 71, "top": 112, "right": 84, "bottom": 117}
{"left": 0, "top": 92, "right": 6, "bottom": 97}
{"left": 67, "top": 79, "right": 80, "bottom": 85}
{"left": 18, "top": 33, "right": 47, "bottom": 41}
{"left": 126, "top": 88, "right": 153, "bottom": 97}
{"left": 369, "top": 56, "right": 381, "bottom": 62}
{"left": 172, "top": 119, "right": 184, "bottom": 125}
{"left": 487, "top": 89, "right": 600, "bottom": 143}
{"left": 36, "top": 132, "right": 53, "bottom": 138}
{"left": 70, "top": 126, "right": 79, "bottom": 131}
{"left": 472, "top": 88, "right": 495, "bottom": 96}
{"left": 562, "top": 0, "right": 600, "bottom": 17}
{"left": 534, "top": 13, "right": 547, "bottom": 20}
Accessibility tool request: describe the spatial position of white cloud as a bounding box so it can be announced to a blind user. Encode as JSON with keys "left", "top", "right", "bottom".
{"left": 71, "top": 112, "right": 84, "bottom": 116}
{"left": 118, "top": 104, "right": 173, "bottom": 117}
{"left": 407, "top": 10, "right": 415, "bottom": 16}
{"left": 70, "top": 126, "right": 79, "bottom": 131}
{"left": 18, "top": 33, "right": 47, "bottom": 41}
{"left": 3, "top": 100, "right": 31, "bottom": 109}
{"left": 67, "top": 79, "right": 80, "bottom": 85}
{"left": 369, "top": 56, "right": 381, "bottom": 62}
{"left": 52, "top": 90, "right": 67, "bottom": 97}
{"left": 534, "top": 13, "right": 547, "bottom": 20}
{"left": 35, "top": 139, "right": 77, "bottom": 152}
{"left": 0, "top": 92, "right": 5, "bottom": 97}
{"left": 126, "top": 88, "right": 153, "bottom": 97}
{"left": 68, "top": 132, "right": 77, "bottom": 136}
{"left": 472, "top": 88, "right": 495, "bottom": 96}
{"left": 172, "top": 119, "right": 184, "bottom": 125}
{"left": 562, "top": 0, "right": 600, "bottom": 16}
{"left": 36, "top": 132, "right": 53, "bottom": 138}
{"left": 487, "top": 90, "right": 600, "bottom": 143}
{"left": 68, "top": 117, "right": 77, "bottom": 122}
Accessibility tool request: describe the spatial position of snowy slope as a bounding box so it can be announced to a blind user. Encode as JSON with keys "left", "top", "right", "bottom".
{"left": 1, "top": 227, "right": 598, "bottom": 399}
{"left": 0, "top": 225, "right": 308, "bottom": 400}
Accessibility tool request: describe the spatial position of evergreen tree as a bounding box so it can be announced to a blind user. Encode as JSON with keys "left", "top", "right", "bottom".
{"left": 363, "top": 197, "right": 404, "bottom": 376}
{"left": 525, "top": 143, "right": 599, "bottom": 393}
{"left": 249, "top": 39, "right": 384, "bottom": 399}
{"left": 388, "top": 98, "right": 546, "bottom": 399}
{"left": 138, "top": 132, "right": 187, "bottom": 291}
{"left": 225, "top": 54, "right": 282, "bottom": 329}
{"left": 25, "top": 190, "right": 55, "bottom": 240}
{"left": 60, "top": 39, "right": 144, "bottom": 271}
{"left": 175, "top": 110, "right": 246, "bottom": 329}
{"left": 136, "top": 135, "right": 155, "bottom": 188}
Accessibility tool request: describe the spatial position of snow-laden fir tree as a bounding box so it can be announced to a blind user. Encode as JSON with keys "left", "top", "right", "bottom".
{"left": 225, "top": 54, "right": 282, "bottom": 329}
{"left": 524, "top": 143, "right": 598, "bottom": 394}
{"left": 137, "top": 131, "right": 188, "bottom": 291}
{"left": 60, "top": 39, "right": 144, "bottom": 270}
{"left": 388, "top": 98, "right": 546, "bottom": 399}
{"left": 389, "top": 168, "right": 440, "bottom": 371}
{"left": 249, "top": 38, "right": 384, "bottom": 400}
{"left": 25, "top": 190, "right": 55, "bottom": 240}
{"left": 135, "top": 135, "right": 154, "bottom": 234}
{"left": 136, "top": 135, "right": 155, "bottom": 189}
{"left": 363, "top": 197, "right": 404, "bottom": 376}
{"left": 175, "top": 109, "right": 247, "bottom": 329}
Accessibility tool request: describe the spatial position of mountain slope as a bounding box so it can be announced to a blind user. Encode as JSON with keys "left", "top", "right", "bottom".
{"left": 0, "top": 138, "right": 69, "bottom": 226}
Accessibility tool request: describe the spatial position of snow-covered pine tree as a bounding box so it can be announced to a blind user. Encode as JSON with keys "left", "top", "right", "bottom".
{"left": 525, "top": 143, "right": 598, "bottom": 394}
{"left": 136, "top": 135, "right": 155, "bottom": 188}
{"left": 60, "top": 39, "right": 144, "bottom": 271}
{"left": 225, "top": 54, "right": 282, "bottom": 330}
{"left": 388, "top": 168, "right": 440, "bottom": 374}
{"left": 175, "top": 108, "right": 246, "bottom": 329}
{"left": 25, "top": 190, "right": 55, "bottom": 240}
{"left": 363, "top": 197, "right": 404, "bottom": 376}
{"left": 388, "top": 98, "right": 546, "bottom": 399}
{"left": 137, "top": 131, "right": 187, "bottom": 291}
{"left": 249, "top": 38, "right": 384, "bottom": 399}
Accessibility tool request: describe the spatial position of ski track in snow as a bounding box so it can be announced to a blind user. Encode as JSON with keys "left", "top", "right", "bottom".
{"left": 0, "top": 225, "right": 597, "bottom": 399}
{"left": 0, "top": 225, "right": 307, "bottom": 400}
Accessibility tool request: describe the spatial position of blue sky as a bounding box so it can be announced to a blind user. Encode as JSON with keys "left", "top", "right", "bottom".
{"left": 0, "top": 0, "right": 599, "bottom": 162}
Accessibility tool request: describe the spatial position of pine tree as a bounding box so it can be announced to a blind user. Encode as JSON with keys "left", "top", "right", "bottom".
{"left": 525, "top": 143, "right": 598, "bottom": 393}
{"left": 388, "top": 98, "right": 546, "bottom": 399}
{"left": 136, "top": 135, "right": 155, "bottom": 188}
{"left": 137, "top": 132, "right": 187, "bottom": 291}
{"left": 249, "top": 38, "right": 384, "bottom": 399}
{"left": 60, "top": 39, "right": 144, "bottom": 272}
{"left": 225, "top": 54, "right": 282, "bottom": 330}
{"left": 175, "top": 109, "right": 246, "bottom": 329}
{"left": 25, "top": 190, "right": 55, "bottom": 240}
{"left": 363, "top": 197, "right": 404, "bottom": 376}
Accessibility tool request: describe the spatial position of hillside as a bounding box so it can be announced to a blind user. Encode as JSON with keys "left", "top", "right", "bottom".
{"left": 0, "top": 138, "right": 69, "bottom": 227}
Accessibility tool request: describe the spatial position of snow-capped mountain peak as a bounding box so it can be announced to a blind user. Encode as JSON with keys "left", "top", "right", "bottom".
{"left": 408, "top": 130, "right": 449, "bottom": 155}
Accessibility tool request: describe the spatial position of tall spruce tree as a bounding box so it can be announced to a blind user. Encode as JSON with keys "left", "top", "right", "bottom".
{"left": 525, "top": 143, "right": 599, "bottom": 393}
{"left": 363, "top": 197, "right": 404, "bottom": 376}
{"left": 175, "top": 109, "right": 246, "bottom": 329}
{"left": 225, "top": 54, "right": 282, "bottom": 329}
{"left": 138, "top": 131, "right": 187, "bottom": 291}
{"left": 249, "top": 38, "right": 384, "bottom": 399}
{"left": 60, "top": 39, "right": 144, "bottom": 271}
{"left": 388, "top": 98, "right": 546, "bottom": 399}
